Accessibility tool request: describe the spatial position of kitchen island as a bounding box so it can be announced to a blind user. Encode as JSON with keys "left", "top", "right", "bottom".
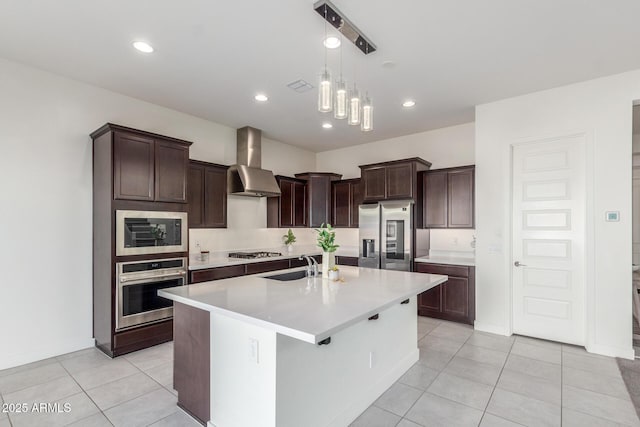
{"left": 159, "top": 265, "right": 447, "bottom": 427}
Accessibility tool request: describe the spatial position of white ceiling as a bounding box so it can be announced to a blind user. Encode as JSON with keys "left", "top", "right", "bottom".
{"left": 2, "top": 1, "right": 640, "bottom": 152}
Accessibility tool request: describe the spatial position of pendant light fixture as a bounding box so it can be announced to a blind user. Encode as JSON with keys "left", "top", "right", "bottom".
{"left": 334, "top": 33, "right": 347, "bottom": 120}
{"left": 361, "top": 95, "right": 373, "bottom": 131}
{"left": 314, "top": 0, "right": 376, "bottom": 132}
{"left": 317, "top": 5, "right": 333, "bottom": 113}
{"left": 347, "top": 85, "right": 361, "bottom": 126}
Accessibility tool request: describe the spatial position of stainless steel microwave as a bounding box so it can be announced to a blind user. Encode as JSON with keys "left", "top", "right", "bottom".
{"left": 116, "top": 210, "right": 188, "bottom": 256}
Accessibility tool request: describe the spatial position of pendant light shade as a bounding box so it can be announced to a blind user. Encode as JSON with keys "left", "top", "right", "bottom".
{"left": 318, "top": 69, "right": 333, "bottom": 113}
{"left": 334, "top": 79, "right": 348, "bottom": 120}
{"left": 361, "top": 96, "right": 373, "bottom": 132}
{"left": 347, "top": 87, "right": 361, "bottom": 126}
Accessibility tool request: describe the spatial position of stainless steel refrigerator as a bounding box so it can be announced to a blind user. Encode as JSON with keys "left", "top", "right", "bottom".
{"left": 358, "top": 200, "right": 414, "bottom": 271}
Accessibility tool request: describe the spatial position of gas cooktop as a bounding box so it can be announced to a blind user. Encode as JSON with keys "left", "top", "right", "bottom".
{"left": 228, "top": 251, "right": 283, "bottom": 259}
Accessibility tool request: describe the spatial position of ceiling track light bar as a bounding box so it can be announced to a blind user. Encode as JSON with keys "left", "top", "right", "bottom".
{"left": 313, "top": 0, "right": 377, "bottom": 55}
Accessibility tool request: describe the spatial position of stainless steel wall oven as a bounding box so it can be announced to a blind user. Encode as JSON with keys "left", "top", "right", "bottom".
{"left": 116, "top": 257, "right": 187, "bottom": 331}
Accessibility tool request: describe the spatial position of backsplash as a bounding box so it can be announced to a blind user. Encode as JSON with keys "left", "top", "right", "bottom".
{"left": 429, "top": 229, "right": 476, "bottom": 254}
{"left": 189, "top": 227, "right": 359, "bottom": 254}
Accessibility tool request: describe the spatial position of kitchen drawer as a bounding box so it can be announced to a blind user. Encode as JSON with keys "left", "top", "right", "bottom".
{"left": 289, "top": 258, "right": 307, "bottom": 268}
{"left": 415, "top": 263, "right": 469, "bottom": 278}
{"left": 190, "top": 265, "right": 246, "bottom": 283}
{"left": 113, "top": 320, "right": 173, "bottom": 356}
{"left": 336, "top": 256, "right": 359, "bottom": 266}
{"left": 245, "top": 259, "right": 290, "bottom": 275}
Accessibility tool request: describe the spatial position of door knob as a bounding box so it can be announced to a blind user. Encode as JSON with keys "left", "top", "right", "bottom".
{"left": 514, "top": 261, "right": 527, "bottom": 267}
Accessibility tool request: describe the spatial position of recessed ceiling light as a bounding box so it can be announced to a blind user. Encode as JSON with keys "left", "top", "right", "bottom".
{"left": 323, "top": 36, "right": 341, "bottom": 49}
{"left": 322, "top": 122, "right": 333, "bottom": 129}
{"left": 132, "top": 41, "right": 154, "bottom": 53}
{"left": 402, "top": 100, "right": 416, "bottom": 108}
{"left": 254, "top": 94, "right": 268, "bottom": 102}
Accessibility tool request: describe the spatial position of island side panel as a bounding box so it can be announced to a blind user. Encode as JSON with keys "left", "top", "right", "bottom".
{"left": 209, "top": 312, "right": 278, "bottom": 427}
{"left": 174, "top": 302, "right": 210, "bottom": 425}
{"left": 275, "top": 297, "right": 419, "bottom": 427}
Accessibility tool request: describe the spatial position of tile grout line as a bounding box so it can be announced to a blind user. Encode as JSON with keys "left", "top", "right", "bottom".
{"left": 560, "top": 352, "right": 640, "bottom": 427}
{"left": 58, "top": 357, "right": 117, "bottom": 427}
{"left": 377, "top": 320, "right": 448, "bottom": 426}
{"left": 392, "top": 319, "right": 444, "bottom": 427}
{"left": 476, "top": 332, "right": 516, "bottom": 426}
{"left": 2, "top": 389, "right": 14, "bottom": 427}
{"left": 399, "top": 324, "right": 476, "bottom": 425}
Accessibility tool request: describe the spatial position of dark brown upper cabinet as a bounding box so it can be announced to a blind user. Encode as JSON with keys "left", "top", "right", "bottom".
{"left": 423, "top": 165, "right": 475, "bottom": 229}
{"left": 99, "top": 124, "right": 191, "bottom": 203}
{"left": 267, "top": 173, "right": 342, "bottom": 228}
{"left": 267, "top": 176, "right": 307, "bottom": 228}
{"left": 188, "top": 160, "right": 229, "bottom": 228}
{"left": 332, "top": 178, "right": 362, "bottom": 228}
{"left": 295, "top": 172, "right": 342, "bottom": 228}
{"left": 113, "top": 132, "right": 155, "bottom": 201}
{"left": 359, "top": 158, "right": 431, "bottom": 202}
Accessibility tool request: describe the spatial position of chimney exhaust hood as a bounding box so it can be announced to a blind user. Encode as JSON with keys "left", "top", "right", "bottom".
{"left": 227, "top": 127, "right": 281, "bottom": 197}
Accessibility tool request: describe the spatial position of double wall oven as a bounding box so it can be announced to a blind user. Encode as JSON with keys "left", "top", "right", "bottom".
{"left": 115, "top": 210, "right": 188, "bottom": 331}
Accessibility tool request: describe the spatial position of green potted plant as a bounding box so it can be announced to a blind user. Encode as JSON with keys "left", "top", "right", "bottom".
{"left": 328, "top": 265, "right": 340, "bottom": 281}
{"left": 282, "top": 229, "right": 296, "bottom": 253}
{"left": 315, "top": 223, "right": 339, "bottom": 277}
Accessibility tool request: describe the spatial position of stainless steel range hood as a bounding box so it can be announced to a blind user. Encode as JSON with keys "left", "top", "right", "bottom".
{"left": 227, "top": 127, "right": 281, "bottom": 197}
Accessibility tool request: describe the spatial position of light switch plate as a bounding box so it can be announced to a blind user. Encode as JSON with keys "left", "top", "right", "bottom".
{"left": 605, "top": 211, "right": 620, "bottom": 222}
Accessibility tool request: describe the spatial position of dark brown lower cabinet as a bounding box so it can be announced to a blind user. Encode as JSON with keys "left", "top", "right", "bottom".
{"left": 336, "top": 256, "right": 359, "bottom": 266}
{"left": 289, "top": 255, "right": 322, "bottom": 268}
{"left": 415, "top": 263, "right": 475, "bottom": 325}
{"left": 189, "top": 257, "right": 322, "bottom": 284}
{"left": 108, "top": 320, "right": 173, "bottom": 357}
{"left": 174, "top": 302, "right": 210, "bottom": 425}
{"left": 190, "top": 265, "right": 246, "bottom": 283}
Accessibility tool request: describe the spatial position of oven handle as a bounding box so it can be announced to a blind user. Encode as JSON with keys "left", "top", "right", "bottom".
{"left": 120, "top": 270, "right": 186, "bottom": 284}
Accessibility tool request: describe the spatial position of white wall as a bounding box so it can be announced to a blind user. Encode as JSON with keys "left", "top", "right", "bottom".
{"left": 475, "top": 69, "right": 640, "bottom": 358}
{"left": 316, "top": 122, "right": 475, "bottom": 179}
{"left": 0, "top": 57, "right": 315, "bottom": 370}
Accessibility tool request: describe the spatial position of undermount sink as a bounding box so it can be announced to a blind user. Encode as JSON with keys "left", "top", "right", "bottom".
{"left": 264, "top": 270, "right": 316, "bottom": 281}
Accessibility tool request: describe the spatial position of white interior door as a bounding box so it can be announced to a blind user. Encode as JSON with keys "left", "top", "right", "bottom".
{"left": 512, "top": 135, "right": 586, "bottom": 345}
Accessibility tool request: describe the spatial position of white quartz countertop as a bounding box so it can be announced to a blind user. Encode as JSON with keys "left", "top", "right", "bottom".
{"left": 159, "top": 266, "right": 446, "bottom": 344}
{"left": 188, "top": 246, "right": 359, "bottom": 270}
{"left": 414, "top": 255, "right": 475, "bottom": 267}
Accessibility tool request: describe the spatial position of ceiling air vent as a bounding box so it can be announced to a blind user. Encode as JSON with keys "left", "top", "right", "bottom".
{"left": 287, "top": 79, "right": 314, "bottom": 93}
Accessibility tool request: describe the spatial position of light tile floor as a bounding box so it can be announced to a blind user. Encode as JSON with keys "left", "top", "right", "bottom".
{"left": 351, "top": 317, "right": 640, "bottom": 427}
{"left": 0, "top": 318, "right": 638, "bottom": 426}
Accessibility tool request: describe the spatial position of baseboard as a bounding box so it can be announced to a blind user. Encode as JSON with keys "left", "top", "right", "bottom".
{"left": 587, "top": 343, "right": 635, "bottom": 360}
{"left": 326, "top": 349, "right": 419, "bottom": 427}
{"left": 0, "top": 337, "right": 95, "bottom": 370}
{"left": 474, "top": 321, "right": 510, "bottom": 336}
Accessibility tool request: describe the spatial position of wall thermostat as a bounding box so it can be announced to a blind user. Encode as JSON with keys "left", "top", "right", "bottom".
{"left": 605, "top": 211, "right": 620, "bottom": 222}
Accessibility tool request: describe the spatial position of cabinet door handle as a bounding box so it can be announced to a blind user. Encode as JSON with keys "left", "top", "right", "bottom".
{"left": 368, "top": 314, "right": 379, "bottom": 321}
{"left": 514, "top": 261, "right": 527, "bottom": 267}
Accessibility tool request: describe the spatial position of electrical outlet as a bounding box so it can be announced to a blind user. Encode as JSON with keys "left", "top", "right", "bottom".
{"left": 249, "top": 338, "right": 259, "bottom": 364}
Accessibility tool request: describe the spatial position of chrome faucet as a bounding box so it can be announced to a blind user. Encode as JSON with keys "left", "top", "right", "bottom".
{"left": 299, "top": 255, "right": 319, "bottom": 277}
